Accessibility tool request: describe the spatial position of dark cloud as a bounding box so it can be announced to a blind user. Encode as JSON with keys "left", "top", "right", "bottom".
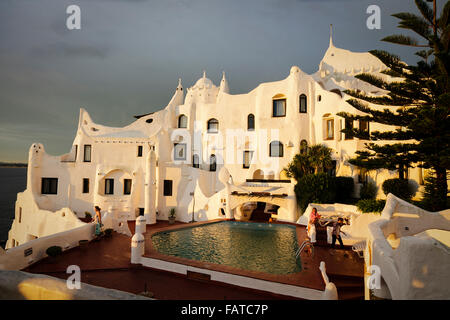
{"left": 0, "top": 0, "right": 438, "bottom": 162}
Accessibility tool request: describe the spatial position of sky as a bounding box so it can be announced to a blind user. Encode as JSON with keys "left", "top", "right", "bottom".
{"left": 0, "top": 0, "right": 443, "bottom": 162}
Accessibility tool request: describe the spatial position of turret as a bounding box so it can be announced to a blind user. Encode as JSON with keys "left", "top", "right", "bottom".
{"left": 218, "top": 71, "right": 229, "bottom": 94}
{"left": 166, "top": 78, "right": 184, "bottom": 108}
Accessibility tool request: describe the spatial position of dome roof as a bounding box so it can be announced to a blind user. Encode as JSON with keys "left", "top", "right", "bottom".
{"left": 194, "top": 76, "right": 213, "bottom": 88}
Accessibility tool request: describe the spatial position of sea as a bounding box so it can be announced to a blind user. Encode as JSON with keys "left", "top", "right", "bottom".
{"left": 0, "top": 167, "right": 27, "bottom": 248}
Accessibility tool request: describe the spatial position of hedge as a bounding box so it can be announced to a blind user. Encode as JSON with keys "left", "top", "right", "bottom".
{"left": 295, "top": 173, "right": 337, "bottom": 211}
{"left": 382, "top": 178, "right": 415, "bottom": 201}
{"left": 335, "top": 176, "right": 355, "bottom": 202}
{"left": 356, "top": 199, "right": 386, "bottom": 213}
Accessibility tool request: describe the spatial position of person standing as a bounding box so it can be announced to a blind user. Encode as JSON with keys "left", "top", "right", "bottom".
{"left": 307, "top": 207, "right": 321, "bottom": 243}
{"left": 331, "top": 217, "right": 347, "bottom": 248}
{"left": 93, "top": 206, "right": 103, "bottom": 237}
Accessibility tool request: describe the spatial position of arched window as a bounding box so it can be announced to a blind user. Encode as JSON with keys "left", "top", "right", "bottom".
{"left": 209, "top": 154, "right": 217, "bottom": 171}
{"left": 192, "top": 154, "right": 199, "bottom": 168}
{"left": 300, "top": 140, "right": 308, "bottom": 154}
{"left": 299, "top": 94, "right": 307, "bottom": 113}
{"left": 247, "top": 114, "right": 255, "bottom": 131}
{"left": 269, "top": 141, "right": 284, "bottom": 157}
{"left": 178, "top": 114, "right": 187, "bottom": 128}
{"left": 207, "top": 118, "right": 219, "bottom": 133}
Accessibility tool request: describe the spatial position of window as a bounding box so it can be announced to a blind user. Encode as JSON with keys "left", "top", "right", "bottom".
{"left": 163, "top": 180, "right": 173, "bottom": 196}
{"left": 83, "top": 145, "right": 91, "bottom": 162}
{"left": 137, "top": 146, "right": 143, "bottom": 157}
{"left": 318, "top": 95, "right": 322, "bottom": 102}
{"left": 178, "top": 114, "right": 188, "bottom": 128}
{"left": 105, "top": 178, "right": 114, "bottom": 195}
{"left": 243, "top": 151, "right": 253, "bottom": 169}
{"left": 174, "top": 143, "right": 186, "bottom": 160}
{"left": 74, "top": 145, "right": 78, "bottom": 161}
{"left": 345, "top": 119, "right": 354, "bottom": 140}
{"left": 139, "top": 208, "right": 144, "bottom": 216}
{"left": 19, "top": 207, "right": 22, "bottom": 224}
{"left": 272, "top": 99, "right": 286, "bottom": 117}
{"left": 82, "top": 178, "right": 89, "bottom": 194}
{"left": 124, "top": 179, "right": 132, "bottom": 195}
{"left": 210, "top": 154, "right": 217, "bottom": 172}
{"left": 299, "top": 94, "right": 307, "bottom": 113}
{"left": 359, "top": 120, "right": 370, "bottom": 139}
{"left": 269, "top": 141, "right": 284, "bottom": 157}
{"left": 193, "top": 154, "right": 200, "bottom": 168}
{"left": 327, "top": 160, "right": 337, "bottom": 177}
{"left": 207, "top": 118, "right": 219, "bottom": 133}
{"left": 300, "top": 140, "right": 308, "bottom": 154}
{"left": 325, "top": 119, "right": 334, "bottom": 140}
{"left": 247, "top": 114, "right": 255, "bottom": 131}
{"left": 41, "top": 178, "right": 58, "bottom": 195}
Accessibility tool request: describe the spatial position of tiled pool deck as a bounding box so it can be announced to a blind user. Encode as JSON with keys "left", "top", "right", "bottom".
{"left": 23, "top": 220, "right": 364, "bottom": 299}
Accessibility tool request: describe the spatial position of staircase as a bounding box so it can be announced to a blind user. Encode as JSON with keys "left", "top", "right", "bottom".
{"left": 328, "top": 274, "right": 365, "bottom": 300}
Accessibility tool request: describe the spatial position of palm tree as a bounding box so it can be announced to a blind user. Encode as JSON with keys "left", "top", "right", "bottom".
{"left": 285, "top": 144, "right": 333, "bottom": 180}
{"left": 308, "top": 144, "right": 333, "bottom": 174}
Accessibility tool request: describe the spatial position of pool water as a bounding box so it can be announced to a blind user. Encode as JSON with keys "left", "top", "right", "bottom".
{"left": 151, "top": 221, "right": 302, "bottom": 275}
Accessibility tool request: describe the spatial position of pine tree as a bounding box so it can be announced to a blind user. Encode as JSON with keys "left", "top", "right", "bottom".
{"left": 337, "top": 0, "right": 449, "bottom": 209}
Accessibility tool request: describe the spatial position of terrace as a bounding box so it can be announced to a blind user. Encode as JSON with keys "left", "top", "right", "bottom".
{"left": 22, "top": 220, "right": 364, "bottom": 300}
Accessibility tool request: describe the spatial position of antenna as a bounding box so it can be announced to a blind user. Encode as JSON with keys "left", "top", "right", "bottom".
{"left": 329, "top": 24, "right": 333, "bottom": 47}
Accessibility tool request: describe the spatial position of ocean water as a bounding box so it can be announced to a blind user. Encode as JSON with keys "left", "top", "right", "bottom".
{"left": 0, "top": 168, "right": 27, "bottom": 248}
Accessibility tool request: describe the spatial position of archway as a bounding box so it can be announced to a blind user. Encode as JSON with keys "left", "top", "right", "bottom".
{"left": 248, "top": 201, "right": 279, "bottom": 222}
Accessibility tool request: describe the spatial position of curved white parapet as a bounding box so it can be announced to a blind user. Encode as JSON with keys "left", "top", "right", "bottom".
{"left": 366, "top": 194, "right": 450, "bottom": 300}
{"left": 0, "top": 223, "right": 95, "bottom": 271}
{"left": 319, "top": 261, "right": 338, "bottom": 300}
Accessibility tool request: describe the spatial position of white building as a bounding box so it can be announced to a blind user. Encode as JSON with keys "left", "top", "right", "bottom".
{"left": 6, "top": 33, "right": 426, "bottom": 249}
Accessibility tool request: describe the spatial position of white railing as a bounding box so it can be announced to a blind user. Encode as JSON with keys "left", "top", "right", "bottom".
{"left": 0, "top": 223, "right": 95, "bottom": 271}
{"left": 319, "top": 261, "right": 338, "bottom": 300}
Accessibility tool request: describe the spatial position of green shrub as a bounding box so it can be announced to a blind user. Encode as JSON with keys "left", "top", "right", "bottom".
{"left": 295, "top": 173, "right": 336, "bottom": 211}
{"left": 360, "top": 181, "right": 377, "bottom": 200}
{"left": 335, "top": 176, "right": 355, "bottom": 202}
{"left": 46, "top": 246, "right": 62, "bottom": 257}
{"left": 382, "top": 178, "right": 415, "bottom": 201}
{"left": 84, "top": 212, "right": 92, "bottom": 219}
{"left": 356, "top": 199, "right": 386, "bottom": 213}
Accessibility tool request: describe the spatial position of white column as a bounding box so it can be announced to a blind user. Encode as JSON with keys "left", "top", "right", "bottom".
{"left": 131, "top": 232, "right": 145, "bottom": 264}
{"left": 144, "top": 149, "right": 157, "bottom": 224}
{"left": 136, "top": 215, "right": 147, "bottom": 234}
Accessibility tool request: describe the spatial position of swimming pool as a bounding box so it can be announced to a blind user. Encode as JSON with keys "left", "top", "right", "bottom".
{"left": 151, "top": 221, "right": 302, "bottom": 275}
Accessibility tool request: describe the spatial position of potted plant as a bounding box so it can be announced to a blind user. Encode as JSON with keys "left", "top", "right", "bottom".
{"left": 46, "top": 245, "right": 62, "bottom": 263}
{"left": 168, "top": 208, "right": 176, "bottom": 225}
{"left": 104, "top": 228, "right": 113, "bottom": 238}
{"left": 80, "top": 211, "right": 92, "bottom": 223}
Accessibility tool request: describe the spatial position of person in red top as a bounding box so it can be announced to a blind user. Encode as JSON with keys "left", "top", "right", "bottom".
{"left": 307, "top": 207, "right": 321, "bottom": 243}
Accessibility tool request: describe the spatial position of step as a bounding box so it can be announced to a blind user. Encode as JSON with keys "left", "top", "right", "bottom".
{"left": 336, "top": 286, "right": 365, "bottom": 300}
